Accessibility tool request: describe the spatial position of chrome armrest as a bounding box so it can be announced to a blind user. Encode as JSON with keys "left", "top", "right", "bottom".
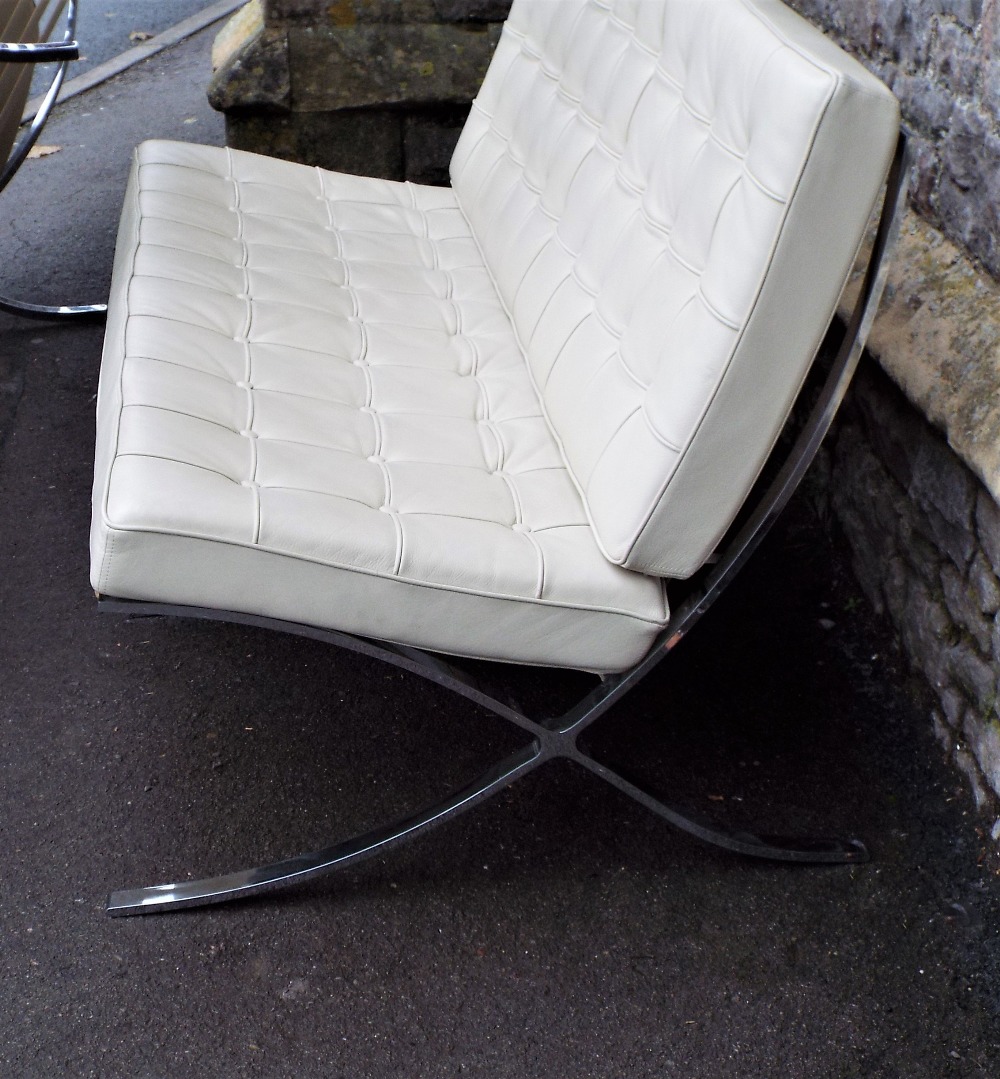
{"left": 0, "top": 39, "right": 79, "bottom": 63}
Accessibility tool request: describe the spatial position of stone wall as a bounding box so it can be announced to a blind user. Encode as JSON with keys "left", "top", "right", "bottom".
{"left": 788, "top": 0, "right": 1000, "bottom": 278}
{"left": 786, "top": 0, "right": 1000, "bottom": 820}
{"left": 209, "top": 0, "right": 509, "bottom": 182}
{"left": 833, "top": 361, "right": 1000, "bottom": 823}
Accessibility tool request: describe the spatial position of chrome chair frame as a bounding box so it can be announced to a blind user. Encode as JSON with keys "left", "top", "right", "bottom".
{"left": 103, "top": 134, "right": 911, "bottom": 916}
{"left": 0, "top": 0, "right": 106, "bottom": 320}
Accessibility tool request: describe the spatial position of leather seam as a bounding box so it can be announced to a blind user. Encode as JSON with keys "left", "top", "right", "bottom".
{"left": 100, "top": 525, "right": 666, "bottom": 626}
{"left": 100, "top": 144, "right": 144, "bottom": 538}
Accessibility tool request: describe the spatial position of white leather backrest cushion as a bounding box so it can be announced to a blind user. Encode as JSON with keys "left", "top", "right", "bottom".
{"left": 451, "top": 0, "right": 899, "bottom": 577}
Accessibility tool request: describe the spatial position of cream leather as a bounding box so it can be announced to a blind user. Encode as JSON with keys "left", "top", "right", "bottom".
{"left": 452, "top": 0, "right": 899, "bottom": 578}
{"left": 90, "top": 142, "right": 668, "bottom": 671}
{"left": 91, "top": 0, "right": 899, "bottom": 672}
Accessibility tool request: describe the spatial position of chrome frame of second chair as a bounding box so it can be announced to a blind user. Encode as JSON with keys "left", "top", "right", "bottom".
{"left": 0, "top": 0, "right": 107, "bottom": 320}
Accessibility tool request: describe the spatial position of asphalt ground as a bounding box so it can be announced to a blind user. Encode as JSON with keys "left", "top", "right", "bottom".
{"left": 2, "top": 17, "right": 1000, "bottom": 1079}
{"left": 26, "top": 1, "right": 241, "bottom": 99}
{"left": 72, "top": 1, "right": 228, "bottom": 73}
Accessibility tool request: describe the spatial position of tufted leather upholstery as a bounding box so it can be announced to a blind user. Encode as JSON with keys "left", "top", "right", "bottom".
{"left": 452, "top": 0, "right": 899, "bottom": 577}
{"left": 91, "top": 0, "right": 899, "bottom": 673}
{"left": 90, "top": 142, "right": 669, "bottom": 671}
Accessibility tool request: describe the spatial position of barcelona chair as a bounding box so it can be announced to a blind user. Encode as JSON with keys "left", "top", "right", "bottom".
{"left": 90, "top": 0, "right": 909, "bottom": 914}
{"left": 0, "top": 0, "right": 106, "bottom": 319}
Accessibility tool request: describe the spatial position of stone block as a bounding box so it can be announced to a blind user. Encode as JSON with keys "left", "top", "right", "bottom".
{"left": 786, "top": 0, "right": 843, "bottom": 38}
{"left": 971, "top": 720, "right": 1000, "bottom": 798}
{"left": 933, "top": 19, "right": 979, "bottom": 98}
{"left": 948, "top": 643, "right": 998, "bottom": 712}
{"left": 898, "top": 516, "right": 943, "bottom": 583}
{"left": 224, "top": 107, "right": 404, "bottom": 177}
{"left": 937, "top": 105, "right": 1000, "bottom": 278}
{"left": 991, "top": 612, "right": 1000, "bottom": 663}
{"left": 840, "top": 0, "right": 880, "bottom": 52}
{"left": 871, "top": 0, "right": 909, "bottom": 55}
{"left": 953, "top": 747, "right": 989, "bottom": 809}
{"left": 919, "top": 501, "right": 977, "bottom": 571}
{"left": 870, "top": 473, "right": 904, "bottom": 535}
{"left": 969, "top": 552, "right": 1000, "bottom": 614}
{"left": 940, "top": 561, "right": 993, "bottom": 653}
{"left": 830, "top": 434, "right": 904, "bottom": 613}
{"left": 833, "top": 494, "right": 889, "bottom": 613}
{"left": 432, "top": 0, "right": 512, "bottom": 22}
{"left": 938, "top": 0, "right": 985, "bottom": 28}
{"left": 901, "top": 580, "right": 954, "bottom": 688}
{"left": 858, "top": 214, "right": 1000, "bottom": 510}
{"left": 984, "top": 64, "right": 1000, "bottom": 129}
{"left": 933, "top": 710, "right": 954, "bottom": 750}
{"left": 288, "top": 21, "right": 500, "bottom": 112}
{"left": 886, "top": 419, "right": 977, "bottom": 570}
{"left": 905, "top": 134, "right": 940, "bottom": 220}
{"left": 941, "top": 105, "right": 993, "bottom": 192}
{"left": 893, "top": 72, "right": 957, "bottom": 135}
{"left": 883, "top": 554, "right": 909, "bottom": 624}
{"left": 263, "top": 0, "right": 319, "bottom": 23}
{"left": 976, "top": 490, "right": 1000, "bottom": 574}
{"left": 403, "top": 109, "right": 467, "bottom": 184}
{"left": 834, "top": 503, "right": 885, "bottom": 612}
{"left": 880, "top": 0, "right": 932, "bottom": 68}
{"left": 209, "top": 26, "right": 291, "bottom": 111}
{"left": 268, "top": 0, "right": 511, "bottom": 24}
{"left": 939, "top": 684, "right": 968, "bottom": 728}
{"left": 848, "top": 361, "right": 940, "bottom": 502}
{"left": 962, "top": 710, "right": 1000, "bottom": 801}
{"left": 908, "top": 423, "right": 976, "bottom": 533}
{"left": 265, "top": 1, "right": 439, "bottom": 25}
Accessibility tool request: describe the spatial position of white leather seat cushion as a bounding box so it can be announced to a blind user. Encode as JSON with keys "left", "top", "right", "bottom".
{"left": 90, "top": 141, "right": 668, "bottom": 672}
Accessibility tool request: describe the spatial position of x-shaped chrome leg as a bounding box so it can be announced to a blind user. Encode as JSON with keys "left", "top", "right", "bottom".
{"left": 103, "top": 600, "right": 866, "bottom": 917}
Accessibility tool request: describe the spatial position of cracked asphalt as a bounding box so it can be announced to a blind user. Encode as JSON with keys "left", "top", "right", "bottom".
{"left": 1, "top": 15, "right": 999, "bottom": 1078}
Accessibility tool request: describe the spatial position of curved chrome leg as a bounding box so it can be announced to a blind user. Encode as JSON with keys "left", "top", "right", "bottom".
{"left": 0, "top": 295, "right": 107, "bottom": 321}
{"left": 107, "top": 740, "right": 544, "bottom": 916}
{"left": 574, "top": 751, "right": 868, "bottom": 864}
{"left": 102, "top": 597, "right": 870, "bottom": 916}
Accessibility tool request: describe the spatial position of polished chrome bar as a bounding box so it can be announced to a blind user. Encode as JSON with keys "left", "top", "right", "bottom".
{"left": 107, "top": 741, "right": 543, "bottom": 915}
{"left": 573, "top": 750, "right": 867, "bottom": 864}
{"left": 0, "top": 40, "right": 78, "bottom": 62}
{"left": 0, "top": 295, "right": 107, "bottom": 320}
